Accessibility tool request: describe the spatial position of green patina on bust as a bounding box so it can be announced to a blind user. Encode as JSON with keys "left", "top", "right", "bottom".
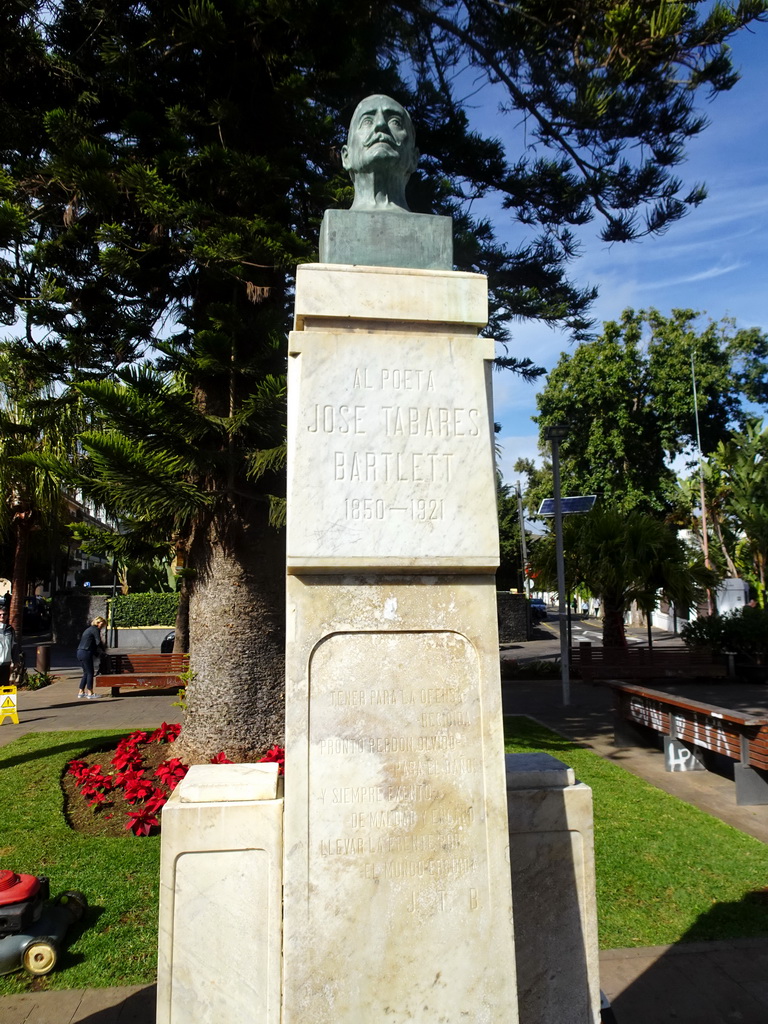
{"left": 341, "top": 94, "right": 419, "bottom": 212}
{"left": 319, "top": 94, "right": 453, "bottom": 270}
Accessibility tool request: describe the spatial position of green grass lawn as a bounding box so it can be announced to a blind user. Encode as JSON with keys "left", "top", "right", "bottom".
{"left": 1, "top": 720, "right": 767, "bottom": 993}
{"left": 505, "top": 716, "right": 768, "bottom": 950}
{"left": 0, "top": 730, "right": 160, "bottom": 995}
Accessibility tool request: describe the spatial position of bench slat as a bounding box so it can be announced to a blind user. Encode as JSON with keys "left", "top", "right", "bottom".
{"left": 610, "top": 680, "right": 768, "bottom": 777}
{"left": 606, "top": 682, "right": 768, "bottom": 727}
{"left": 574, "top": 646, "right": 726, "bottom": 682}
{"left": 96, "top": 652, "right": 187, "bottom": 694}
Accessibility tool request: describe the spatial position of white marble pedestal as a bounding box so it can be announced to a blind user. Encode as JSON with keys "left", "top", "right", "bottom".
{"left": 282, "top": 263, "right": 519, "bottom": 1023}
{"left": 156, "top": 764, "right": 283, "bottom": 1024}
{"left": 506, "top": 753, "right": 601, "bottom": 1024}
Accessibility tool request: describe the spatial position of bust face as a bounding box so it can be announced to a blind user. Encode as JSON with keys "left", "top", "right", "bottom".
{"left": 341, "top": 95, "right": 418, "bottom": 179}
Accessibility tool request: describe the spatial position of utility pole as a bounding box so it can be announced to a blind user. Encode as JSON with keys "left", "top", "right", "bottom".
{"left": 544, "top": 425, "right": 570, "bottom": 706}
{"left": 516, "top": 481, "right": 529, "bottom": 594}
{"left": 691, "top": 352, "right": 714, "bottom": 615}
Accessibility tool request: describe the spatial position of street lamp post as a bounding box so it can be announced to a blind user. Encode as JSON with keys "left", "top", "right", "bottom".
{"left": 545, "top": 425, "right": 570, "bottom": 706}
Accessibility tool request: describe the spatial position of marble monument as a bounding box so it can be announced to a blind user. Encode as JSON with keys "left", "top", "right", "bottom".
{"left": 283, "top": 95, "right": 518, "bottom": 1022}
{"left": 157, "top": 94, "right": 602, "bottom": 1024}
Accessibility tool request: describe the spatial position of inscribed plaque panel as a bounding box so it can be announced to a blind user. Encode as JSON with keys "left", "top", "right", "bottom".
{"left": 286, "top": 332, "right": 498, "bottom": 571}
{"left": 291, "top": 629, "right": 513, "bottom": 1021}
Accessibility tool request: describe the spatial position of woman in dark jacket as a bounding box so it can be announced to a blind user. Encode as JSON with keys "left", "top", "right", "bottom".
{"left": 76, "top": 616, "right": 107, "bottom": 699}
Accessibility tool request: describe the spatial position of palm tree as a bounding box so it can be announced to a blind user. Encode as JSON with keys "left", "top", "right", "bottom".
{"left": 531, "top": 509, "right": 716, "bottom": 647}
{"left": 71, "top": 341, "right": 287, "bottom": 763}
{"left": 0, "top": 347, "right": 82, "bottom": 642}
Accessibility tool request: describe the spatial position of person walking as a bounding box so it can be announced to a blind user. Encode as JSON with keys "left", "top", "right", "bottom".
{"left": 76, "top": 616, "right": 107, "bottom": 699}
{"left": 0, "top": 605, "right": 15, "bottom": 687}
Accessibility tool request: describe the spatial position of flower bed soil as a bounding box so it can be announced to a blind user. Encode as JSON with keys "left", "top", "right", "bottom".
{"left": 63, "top": 725, "right": 285, "bottom": 839}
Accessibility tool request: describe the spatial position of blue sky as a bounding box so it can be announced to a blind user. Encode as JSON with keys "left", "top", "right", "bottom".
{"left": 481, "top": 23, "right": 768, "bottom": 485}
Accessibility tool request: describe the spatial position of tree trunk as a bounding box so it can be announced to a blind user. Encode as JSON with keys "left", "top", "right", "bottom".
{"left": 9, "top": 508, "right": 34, "bottom": 639}
{"left": 601, "top": 601, "right": 627, "bottom": 648}
{"left": 174, "top": 577, "right": 190, "bottom": 654}
{"left": 174, "top": 500, "right": 285, "bottom": 763}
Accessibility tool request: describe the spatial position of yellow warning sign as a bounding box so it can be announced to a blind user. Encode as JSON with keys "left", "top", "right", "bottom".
{"left": 0, "top": 685, "right": 19, "bottom": 726}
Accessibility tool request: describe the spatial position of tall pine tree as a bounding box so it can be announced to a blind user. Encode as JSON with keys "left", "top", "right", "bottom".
{"left": 2, "top": 1, "right": 766, "bottom": 757}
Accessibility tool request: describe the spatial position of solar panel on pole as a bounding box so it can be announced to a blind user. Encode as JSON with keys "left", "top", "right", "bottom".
{"left": 537, "top": 495, "right": 597, "bottom": 516}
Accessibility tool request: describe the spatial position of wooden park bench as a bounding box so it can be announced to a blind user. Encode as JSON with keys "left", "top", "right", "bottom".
{"left": 96, "top": 652, "right": 188, "bottom": 697}
{"left": 573, "top": 643, "right": 726, "bottom": 683}
{"left": 605, "top": 680, "right": 768, "bottom": 805}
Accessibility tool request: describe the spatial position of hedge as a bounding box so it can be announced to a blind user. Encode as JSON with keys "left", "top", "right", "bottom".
{"left": 110, "top": 593, "right": 179, "bottom": 627}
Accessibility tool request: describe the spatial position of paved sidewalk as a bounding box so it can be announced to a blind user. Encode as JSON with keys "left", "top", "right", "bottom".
{"left": 0, "top": 984, "right": 156, "bottom": 1023}
{"left": 0, "top": 643, "right": 181, "bottom": 749}
{"left": 3, "top": 942, "right": 768, "bottom": 1023}
{"left": 2, "top": 639, "right": 768, "bottom": 1021}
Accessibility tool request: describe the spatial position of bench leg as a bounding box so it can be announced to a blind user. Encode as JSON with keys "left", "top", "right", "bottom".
{"left": 614, "top": 717, "right": 662, "bottom": 750}
{"left": 663, "top": 736, "right": 706, "bottom": 773}
{"left": 735, "top": 763, "right": 768, "bottom": 806}
{"left": 111, "top": 686, "right": 120, "bottom": 697}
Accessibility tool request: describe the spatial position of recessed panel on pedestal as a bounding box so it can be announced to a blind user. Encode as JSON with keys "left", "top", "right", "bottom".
{"left": 286, "top": 625, "right": 515, "bottom": 1021}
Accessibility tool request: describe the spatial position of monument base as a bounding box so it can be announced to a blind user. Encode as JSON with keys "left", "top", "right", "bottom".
{"left": 156, "top": 765, "right": 283, "bottom": 1024}
{"left": 319, "top": 208, "right": 453, "bottom": 270}
{"left": 506, "top": 753, "right": 601, "bottom": 1024}
{"left": 283, "top": 573, "right": 518, "bottom": 1023}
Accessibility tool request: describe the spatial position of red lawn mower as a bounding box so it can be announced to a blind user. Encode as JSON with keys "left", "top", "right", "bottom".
{"left": 0, "top": 870, "right": 87, "bottom": 977}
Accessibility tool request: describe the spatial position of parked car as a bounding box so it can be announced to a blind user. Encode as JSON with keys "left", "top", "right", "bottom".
{"left": 530, "top": 599, "right": 548, "bottom": 623}
{"left": 1, "top": 596, "right": 51, "bottom": 633}
{"left": 160, "top": 630, "right": 175, "bottom": 654}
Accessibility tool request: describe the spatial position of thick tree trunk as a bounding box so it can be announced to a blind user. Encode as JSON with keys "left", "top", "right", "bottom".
{"left": 601, "top": 601, "right": 627, "bottom": 648}
{"left": 9, "top": 509, "right": 33, "bottom": 639}
{"left": 173, "top": 578, "right": 190, "bottom": 654}
{"left": 174, "top": 500, "right": 285, "bottom": 764}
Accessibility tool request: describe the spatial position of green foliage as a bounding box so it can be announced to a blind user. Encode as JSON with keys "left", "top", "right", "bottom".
{"left": 110, "top": 593, "right": 179, "bottom": 627}
{"left": 496, "top": 480, "right": 524, "bottom": 590}
{"left": 529, "top": 506, "right": 717, "bottom": 645}
{"left": 0, "top": 344, "right": 86, "bottom": 632}
{"left": 25, "top": 670, "right": 57, "bottom": 690}
{"left": 681, "top": 606, "right": 768, "bottom": 659}
{"left": 534, "top": 310, "right": 768, "bottom": 514}
{"left": 505, "top": 716, "right": 768, "bottom": 949}
{"left": 68, "top": 520, "right": 179, "bottom": 594}
{"left": 673, "top": 419, "right": 768, "bottom": 606}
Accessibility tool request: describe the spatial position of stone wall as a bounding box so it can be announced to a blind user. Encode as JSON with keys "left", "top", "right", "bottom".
{"left": 52, "top": 593, "right": 109, "bottom": 647}
{"left": 498, "top": 591, "right": 529, "bottom": 642}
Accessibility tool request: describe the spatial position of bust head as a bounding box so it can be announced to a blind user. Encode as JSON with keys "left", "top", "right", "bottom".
{"left": 341, "top": 95, "right": 419, "bottom": 211}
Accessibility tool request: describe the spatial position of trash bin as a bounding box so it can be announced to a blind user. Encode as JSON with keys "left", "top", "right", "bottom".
{"left": 36, "top": 646, "right": 50, "bottom": 674}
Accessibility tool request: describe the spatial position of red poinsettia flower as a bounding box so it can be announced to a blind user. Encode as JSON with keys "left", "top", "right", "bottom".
{"left": 77, "top": 764, "right": 114, "bottom": 798}
{"left": 123, "top": 730, "right": 149, "bottom": 748}
{"left": 258, "top": 745, "right": 285, "bottom": 775}
{"left": 210, "top": 751, "right": 233, "bottom": 764}
{"left": 155, "top": 758, "right": 189, "bottom": 788}
{"left": 150, "top": 722, "right": 182, "bottom": 744}
{"left": 122, "top": 776, "right": 157, "bottom": 804}
{"left": 125, "top": 808, "right": 159, "bottom": 836}
{"left": 144, "top": 788, "right": 169, "bottom": 814}
{"left": 111, "top": 747, "right": 143, "bottom": 770}
{"left": 113, "top": 766, "right": 146, "bottom": 789}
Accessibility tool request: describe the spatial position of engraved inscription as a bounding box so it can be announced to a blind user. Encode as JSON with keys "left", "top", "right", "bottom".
{"left": 334, "top": 451, "right": 453, "bottom": 482}
{"left": 309, "top": 632, "right": 489, "bottom": 923}
{"left": 353, "top": 367, "right": 435, "bottom": 391}
{"left": 289, "top": 335, "right": 498, "bottom": 563}
{"left": 307, "top": 404, "right": 366, "bottom": 433}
